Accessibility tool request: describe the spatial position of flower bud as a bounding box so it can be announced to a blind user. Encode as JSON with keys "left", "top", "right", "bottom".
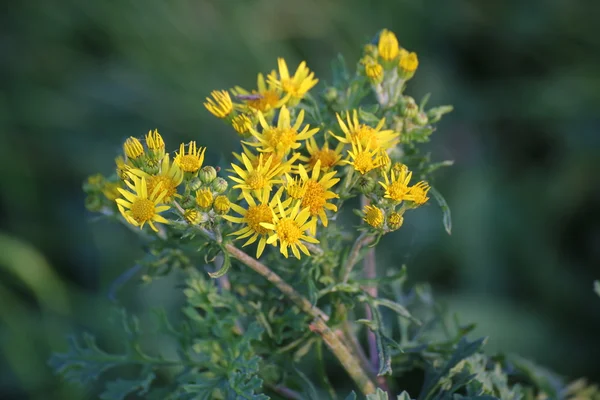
{"left": 357, "top": 176, "right": 376, "bottom": 194}
{"left": 180, "top": 194, "right": 196, "bottom": 209}
{"left": 85, "top": 195, "right": 103, "bottom": 212}
{"left": 398, "top": 49, "right": 419, "bottom": 80}
{"left": 188, "top": 177, "right": 203, "bottom": 192}
{"left": 196, "top": 188, "right": 213, "bottom": 209}
{"left": 414, "top": 111, "right": 429, "bottom": 126}
{"left": 123, "top": 137, "right": 145, "bottom": 167}
{"left": 211, "top": 177, "right": 228, "bottom": 194}
{"left": 83, "top": 174, "right": 105, "bottom": 192}
{"left": 401, "top": 98, "right": 418, "bottom": 119}
{"left": 231, "top": 114, "right": 252, "bottom": 135}
{"left": 183, "top": 209, "right": 203, "bottom": 225}
{"left": 363, "top": 43, "right": 378, "bottom": 58}
{"left": 199, "top": 166, "right": 217, "bottom": 184}
{"left": 213, "top": 195, "right": 231, "bottom": 215}
{"left": 145, "top": 129, "right": 165, "bottom": 160}
{"left": 141, "top": 159, "right": 160, "bottom": 175}
{"left": 323, "top": 87, "right": 338, "bottom": 103}
{"left": 387, "top": 211, "right": 404, "bottom": 231}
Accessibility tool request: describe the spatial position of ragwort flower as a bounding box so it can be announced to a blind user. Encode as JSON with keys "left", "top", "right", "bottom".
{"left": 363, "top": 205, "right": 384, "bottom": 228}
{"left": 269, "top": 58, "right": 318, "bottom": 103}
{"left": 229, "top": 152, "right": 286, "bottom": 196}
{"left": 116, "top": 174, "right": 170, "bottom": 232}
{"left": 379, "top": 164, "right": 412, "bottom": 203}
{"left": 343, "top": 139, "right": 384, "bottom": 175}
{"left": 232, "top": 71, "right": 289, "bottom": 114}
{"left": 204, "top": 90, "right": 233, "bottom": 119}
{"left": 378, "top": 29, "right": 400, "bottom": 62}
{"left": 303, "top": 137, "right": 344, "bottom": 171}
{"left": 174, "top": 141, "right": 206, "bottom": 174}
{"left": 331, "top": 110, "right": 399, "bottom": 151}
{"left": 128, "top": 154, "right": 184, "bottom": 203}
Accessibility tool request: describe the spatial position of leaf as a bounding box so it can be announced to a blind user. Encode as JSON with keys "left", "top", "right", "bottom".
{"left": 331, "top": 53, "right": 350, "bottom": 85}
{"left": 100, "top": 372, "right": 155, "bottom": 400}
{"left": 419, "top": 93, "right": 431, "bottom": 111}
{"left": 430, "top": 186, "right": 452, "bottom": 235}
{"left": 397, "top": 391, "right": 414, "bottom": 400}
{"left": 594, "top": 280, "right": 600, "bottom": 297}
{"left": 427, "top": 105, "right": 454, "bottom": 123}
{"left": 208, "top": 251, "right": 231, "bottom": 278}
{"left": 295, "top": 367, "right": 320, "bottom": 400}
{"left": 372, "top": 298, "right": 420, "bottom": 325}
{"left": 366, "top": 302, "right": 393, "bottom": 376}
{"left": 367, "top": 388, "right": 390, "bottom": 400}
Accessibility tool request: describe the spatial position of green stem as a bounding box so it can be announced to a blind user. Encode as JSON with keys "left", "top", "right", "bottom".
{"left": 340, "top": 232, "right": 374, "bottom": 283}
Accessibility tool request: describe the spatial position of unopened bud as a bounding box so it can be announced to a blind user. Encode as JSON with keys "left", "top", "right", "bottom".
{"left": 199, "top": 166, "right": 217, "bottom": 184}
{"left": 357, "top": 176, "right": 376, "bottom": 194}
{"left": 401, "top": 98, "right": 418, "bottom": 119}
{"left": 180, "top": 194, "right": 196, "bottom": 209}
{"left": 196, "top": 188, "right": 213, "bottom": 209}
{"left": 189, "top": 177, "right": 203, "bottom": 191}
{"left": 414, "top": 112, "right": 429, "bottom": 126}
{"left": 387, "top": 211, "right": 404, "bottom": 231}
{"left": 211, "top": 177, "right": 228, "bottom": 194}
{"left": 323, "top": 87, "right": 338, "bottom": 103}
{"left": 213, "top": 195, "right": 231, "bottom": 215}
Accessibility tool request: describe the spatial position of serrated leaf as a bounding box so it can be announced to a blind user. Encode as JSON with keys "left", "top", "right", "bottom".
{"left": 99, "top": 372, "right": 155, "bottom": 400}
{"left": 367, "top": 388, "right": 389, "bottom": 400}
{"left": 430, "top": 186, "right": 452, "bottom": 235}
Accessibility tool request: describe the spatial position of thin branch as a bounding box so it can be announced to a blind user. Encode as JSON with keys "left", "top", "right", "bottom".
{"left": 266, "top": 384, "right": 303, "bottom": 400}
{"left": 341, "top": 232, "right": 374, "bottom": 283}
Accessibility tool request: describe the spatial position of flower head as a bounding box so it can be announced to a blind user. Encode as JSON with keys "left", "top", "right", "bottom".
{"left": 398, "top": 49, "right": 419, "bottom": 73}
{"left": 232, "top": 71, "right": 289, "bottom": 114}
{"left": 269, "top": 58, "right": 318, "bottom": 102}
{"left": 343, "top": 139, "right": 384, "bottom": 175}
{"left": 388, "top": 211, "right": 404, "bottom": 230}
{"left": 213, "top": 195, "right": 231, "bottom": 215}
{"left": 379, "top": 164, "right": 413, "bottom": 203}
{"left": 116, "top": 175, "right": 170, "bottom": 232}
{"left": 145, "top": 129, "right": 165, "bottom": 159}
{"left": 128, "top": 154, "right": 184, "bottom": 203}
{"left": 231, "top": 114, "right": 253, "bottom": 135}
{"left": 378, "top": 29, "right": 400, "bottom": 62}
{"left": 224, "top": 189, "right": 284, "bottom": 258}
{"left": 233, "top": 144, "right": 298, "bottom": 176}
{"left": 361, "top": 56, "right": 384, "bottom": 84}
{"left": 331, "top": 110, "right": 399, "bottom": 151}
{"left": 261, "top": 199, "right": 319, "bottom": 259}
{"left": 406, "top": 181, "right": 430, "bottom": 206}
{"left": 196, "top": 188, "right": 214, "bottom": 209}
{"left": 246, "top": 105, "right": 319, "bottom": 157}
{"left": 363, "top": 205, "right": 384, "bottom": 228}
{"left": 123, "top": 137, "right": 144, "bottom": 161}
{"left": 204, "top": 90, "right": 233, "bottom": 118}
{"left": 289, "top": 160, "right": 339, "bottom": 234}
{"left": 304, "top": 137, "right": 344, "bottom": 171}
{"left": 229, "top": 152, "right": 287, "bottom": 196}
{"left": 175, "top": 141, "right": 206, "bottom": 174}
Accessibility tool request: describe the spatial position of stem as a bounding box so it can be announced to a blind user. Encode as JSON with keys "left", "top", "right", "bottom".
{"left": 341, "top": 232, "right": 374, "bottom": 283}
{"left": 266, "top": 384, "right": 303, "bottom": 400}
{"left": 341, "top": 320, "right": 376, "bottom": 378}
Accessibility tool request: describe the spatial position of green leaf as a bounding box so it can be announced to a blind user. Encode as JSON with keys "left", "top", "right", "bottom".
{"left": 419, "top": 93, "right": 431, "bottom": 111}
{"left": 208, "top": 251, "right": 231, "bottom": 278}
{"left": 427, "top": 105, "right": 454, "bottom": 123}
{"left": 430, "top": 186, "right": 452, "bottom": 235}
{"left": 99, "top": 372, "right": 155, "bottom": 400}
{"left": 367, "top": 388, "right": 390, "bottom": 400}
{"left": 331, "top": 53, "right": 350, "bottom": 85}
{"left": 594, "top": 280, "right": 600, "bottom": 297}
{"left": 372, "top": 298, "right": 420, "bottom": 325}
{"left": 295, "top": 367, "right": 320, "bottom": 400}
{"left": 367, "top": 302, "right": 393, "bottom": 376}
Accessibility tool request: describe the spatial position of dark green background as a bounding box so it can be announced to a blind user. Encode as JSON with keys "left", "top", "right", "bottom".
{"left": 1, "top": 1, "right": 599, "bottom": 398}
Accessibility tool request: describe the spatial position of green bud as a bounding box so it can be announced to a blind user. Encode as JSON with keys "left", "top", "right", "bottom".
{"left": 211, "top": 177, "right": 228, "bottom": 194}
{"left": 323, "top": 87, "right": 338, "bottom": 103}
{"left": 141, "top": 158, "right": 160, "bottom": 175}
{"left": 357, "top": 176, "right": 376, "bottom": 195}
{"left": 401, "top": 98, "right": 418, "bottom": 119}
{"left": 180, "top": 194, "right": 196, "bottom": 209}
{"left": 199, "top": 166, "right": 217, "bottom": 184}
{"left": 414, "top": 111, "right": 429, "bottom": 126}
{"left": 85, "top": 195, "right": 103, "bottom": 212}
{"left": 188, "top": 177, "right": 203, "bottom": 192}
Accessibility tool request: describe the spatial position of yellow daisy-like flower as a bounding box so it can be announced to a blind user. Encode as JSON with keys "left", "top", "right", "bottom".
{"left": 229, "top": 152, "right": 286, "bottom": 196}
{"left": 290, "top": 160, "right": 339, "bottom": 234}
{"left": 379, "top": 164, "right": 413, "bottom": 203}
{"left": 246, "top": 105, "right": 319, "bottom": 157}
{"left": 213, "top": 195, "right": 231, "bottom": 215}
{"left": 116, "top": 175, "right": 170, "bottom": 232}
{"left": 378, "top": 29, "right": 400, "bottom": 62}
{"left": 269, "top": 58, "right": 319, "bottom": 102}
{"left": 261, "top": 199, "right": 319, "bottom": 259}
{"left": 232, "top": 71, "right": 289, "bottom": 114}
{"left": 398, "top": 49, "right": 419, "bottom": 74}
{"left": 174, "top": 141, "right": 206, "bottom": 174}
{"left": 123, "top": 137, "right": 144, "bottom": 160}
{"left": 231, "top": 114, "right": 253, "bottom": 135}
{"left": 343, "top": 139, "right": 384, "bottom": 175}
{"left": 233, "top": 144, "right": 299, "bottom": 175}
{"left": 331, "top": 110, "right": 399, "bottom": 151}
{"left": 204, "top": 90, "right": 233, "bottom": 118}
{"left": 128, "top": 155, "right": 183, "bottom": 203}
{"left": 363, "top": 205, "right": 384, "bottom": 228}
{"left": 224, "top": 189, "right": 282, "bottom": 258}
{"left": 406, "top": 181, "right": 430, "bottom": 205}
{"left": 303, "top": 137, "right": 344, "bottom": 171}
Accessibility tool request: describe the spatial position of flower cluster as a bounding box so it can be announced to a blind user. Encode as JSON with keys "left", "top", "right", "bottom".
{"left": 83, "top": 28, "right": 450, "bottom": 261}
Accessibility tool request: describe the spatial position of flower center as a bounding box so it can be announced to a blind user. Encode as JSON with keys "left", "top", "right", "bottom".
{"left": 247, "top": 90, "right": 280, "bottom": 111}
{"left": 147, "top": 175, "right": 177, "bottom": 201}
{"left": 364, "top": 206, "right": 384, "bottom": 228}
{"left": 178, "top": 155, "right": 201, "bottom": 172}
{"left": 352, "top": 125, "right": 379, "bottom": 149}
{"left": 246, "top": 204, "right": 273, "bottom": 235}
{"left": 281, "top": 79, "right": 299, "bottom": 97}
{"left": 309, "top": 149, "right": 338, "bottom": 170}
{"left": 301, "top": 180, "right": 326, "bottom": 215}
{"left": 130, "top": 199, "right": 155, "bottom": 223}
{"left": 264, "top": 127, "right": 298, "bottom": 154}
{"left": 276, "top": 218, "right": 302, "bottom": 244}
{"left": 246, "top": 170, "right": 267, "bottom": 190}
{"left": 352, "top": 152, "right": 377, "bottom": 174}
{"left": 387, "top": 181, "right": 409, "bottom": 202}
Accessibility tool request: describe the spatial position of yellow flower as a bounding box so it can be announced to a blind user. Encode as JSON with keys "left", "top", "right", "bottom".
{"left": 196, "top": 188, "right": 213, "bottom": 208}
{"left": 261, "top": 199, "right": 319, "bottom": 259}
{"left": 378, "top": 29, "right": 399, "bottom": 62}
{"left": 115, "top": 156, "right": 130, "bottom": 180}
{"left": 363, "top": 205, "right": 384, "bottom": 228}
{"left": 145, "top": 129, "right": 165, "bottom": 159}
{"left": 123, "top": 137, "right": 144, "bottom": 160}
{"left": 183, "top": 209, "right": 201, "bottom": 225}
{"left": 232, "top": 71, "right": 289, "bottom": 113}
{"left": 213, "top": 195, "right": 231, "bottom": 215}
{"left": 174, "top": 141, "right": 206, "bottom": 174}
{"left": 101, "top": 181, "right": 121, "bottom": 201}
{"left": 231, "top": 114, "right": 253, "bottom": 135}
{"left": 269, "top": 58, "right": 318, "bottom": 101}
{"left": 361, "top": 56, "right": 384, "bottom": 84}
{"left": 303, "top": 137, "right": 344, "bottom": 171}
{"left": 388, "top": 211, "right": 404, "bottom": 230}
{"left": 406, "top": 181, "right": 430, "bottom": 205}
{"left": 379, "top": 164, "right": 413, "bottom": 203}
{"left": 343, "top": 139, "right": 383, "bottom": 175}
{"left": 290, "top": 160, "right": 339, "bottom": 234}
{"left": 398, "top": 49, "right": 419, "bottom": 74}
{"left": 233, "top": 144, "right": 299, "bottom": 176}
{"left": 128, "top": 155, "right": 184, "bottom": 203}
{"left": 246, "top": 105, "right": 319, "bottom": 157}
{"left": 204, "top": 90, "right": 233, "bottom": 118}
{"left": 331, "top": 110, "right": 399, "bottom": 151}
{"left": 116, "top": 175, "right": 170, "bottom": 232}
{"left": 224, "top": 189, "right": 282, "bottom": 258}
{"left": 229, "top": 152, "right": 286, "bottom": 196}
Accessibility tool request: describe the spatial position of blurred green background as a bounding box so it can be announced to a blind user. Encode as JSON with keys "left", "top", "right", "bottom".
{"left": 1, "top": 0, "right": 599, "bottom": 398}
